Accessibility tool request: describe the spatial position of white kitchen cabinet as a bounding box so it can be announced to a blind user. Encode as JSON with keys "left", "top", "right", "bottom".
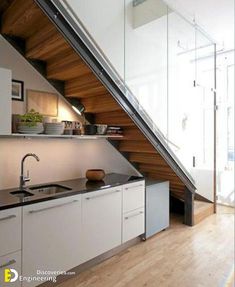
{"left": 0, "top": 207, "right": 21, "bottom": 257}
{"left": 82, "top": 186, "right": 122, "bottom": 262}
{"left": 122, "top": 180, "right": 145, "bottom": 243}
{"left": 0, "top": 67, "right": 12, "bottom": 135}
{"left": 19, "top": 179, "right": 145, "bottom": 286}
{"left": 22, "top": 194, "right": 82, "bottom": 287}
{"left": 122, "top": 181, "right": 145, "bottom": 213}
{"left": 0, "top": 251, "right": 21, "bottom": 287}
{"left": 122, "top": 207, "right": 145, "bottom": 243}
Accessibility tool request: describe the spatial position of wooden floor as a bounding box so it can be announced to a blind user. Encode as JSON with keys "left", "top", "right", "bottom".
{"left": 57, "top": 206, "right": 234, "bottom": 287}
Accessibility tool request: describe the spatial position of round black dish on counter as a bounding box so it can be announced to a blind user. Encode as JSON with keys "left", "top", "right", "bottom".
{"left": 84, "top": 124, "right": 97, "bottom": 135}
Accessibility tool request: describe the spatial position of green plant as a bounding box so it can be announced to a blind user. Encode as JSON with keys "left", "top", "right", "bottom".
{"left": 19, "top": 109, "right": 43, "bottom": 127}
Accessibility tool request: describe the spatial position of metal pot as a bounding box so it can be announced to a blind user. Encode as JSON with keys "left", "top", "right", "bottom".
{"left": 84, "top": 124, "right": 97, "bottom": 135}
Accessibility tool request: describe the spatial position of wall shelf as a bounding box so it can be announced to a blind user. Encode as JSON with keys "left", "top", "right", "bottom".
{"left": 0, "top": 133, "right": 123, "bottom": 140}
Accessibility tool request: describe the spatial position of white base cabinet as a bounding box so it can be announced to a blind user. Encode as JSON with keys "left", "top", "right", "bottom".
{"left": 0, "top": 251, "right": 21, "bottom": 287}
{"left": 122, "top": 181, "right": 145, "bottom": 243}
{"left": 0, "top": 207, "right": 22, "bottom": 287}
{"left": 82, "top": 186, "right": 122, "bottom": 262}
{"left": 0, "top": 207, "right": 21, "bottom": 257}
{"left": 122, "top": 207, "right": 145, "bottom": 243}
{"left": 16, "top": 179, "right": 145, "bottom": 286}
{"left": 123, "top": 181, "right": 145, "bottom": 213}
{"left": 22, "top": 194, "right": 82, "bottom": 287}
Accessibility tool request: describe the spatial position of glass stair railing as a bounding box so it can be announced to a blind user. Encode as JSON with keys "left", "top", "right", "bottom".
{"left": 37, "top": 0, "right": 216, "bottom": 198}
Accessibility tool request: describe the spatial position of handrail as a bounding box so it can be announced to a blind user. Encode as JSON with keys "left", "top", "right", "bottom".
{"left": 35, "top": 0, "right": 196, "bottom": 192}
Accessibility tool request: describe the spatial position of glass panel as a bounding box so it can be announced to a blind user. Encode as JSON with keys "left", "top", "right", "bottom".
{"left": 124, "top": 0, "right": 168, "bottom": 136}
{"left": 168, "top": 12, "right": 197, "bottom": 168}
{"left": 57, "top": 0, "right": 125, "bottom": 79}
{"left": 168, "top": 15, "right": 215, "bottom": 200}
{"left": 53, "top": 0, "right": 216, "bottom": 201}
{"left": 191, "top": 29, "right": 215, "bottom": 200}
{"left": 216, "top": 51, "right": 234, "bottom": 206}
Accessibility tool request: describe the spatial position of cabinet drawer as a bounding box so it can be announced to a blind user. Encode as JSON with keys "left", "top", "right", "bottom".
{"left": 123, "top": 181, "right": 145, "bottom": 213}
{"left": 82, "top": 187, "right": 122, "bottom": 262}
{"left": 0, "top": 207, "right": 21, "bottom": 256}
{"left": 0, "top": 251, "right": 21, "bottom": 287}
{"left": 82, "top": 186, "right": 122, "bottom": 201}
{"left": 122, "top": 207, "right": 145, "bottom": 243}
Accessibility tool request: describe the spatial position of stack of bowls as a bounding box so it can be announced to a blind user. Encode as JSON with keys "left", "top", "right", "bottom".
{"left": 96, "top": 124, "right": 108, "bottom": 135}
{"left": 44, "top": 122, "right": 64, "bottom": 135}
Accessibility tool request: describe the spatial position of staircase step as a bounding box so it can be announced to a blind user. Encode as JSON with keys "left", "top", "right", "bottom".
{"left": 171, "top": 190, "right": 185, "bottom": 201}
{"left": 95, "top": 111, "right": 135, "bottom": 126}
{"left": 26, "top": 25, "right": 71, "bottom": 61}
{"left": 47, "top": 50, "right": 89, "bottom": 80}
{"left": 117, "top": 127, "right": 146, "bottom": 141}
{"left": 129, "top": 152, "right": 163, "bottom": 163}
{"left": 1, "top": 0, "right": 45, "bottom": 37}
{"left": 147, "top": 172, "right": 184, "bottom": 191}
{"left": 139, "top": 163, "right": 174, "bottom": 172}
{"left": 194, "top": 200, "right": 214, "bottom": 225}
{"left": 65, "top": 74, "right": 106, "bottom": 98}
{"left": 81, "top": 95, "right": 121, "bottom": 113}
{"left": 119, "top": 140, "right": 156, "bottom": 153}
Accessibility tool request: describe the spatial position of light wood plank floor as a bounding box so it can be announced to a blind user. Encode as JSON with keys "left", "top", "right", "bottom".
{"left": 58, "top": 206, "right": 234, "bottom": 287}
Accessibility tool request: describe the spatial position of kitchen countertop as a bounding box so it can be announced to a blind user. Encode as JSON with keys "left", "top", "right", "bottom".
{"left": 0, "top": 173, "right": 144, "bottom": 210}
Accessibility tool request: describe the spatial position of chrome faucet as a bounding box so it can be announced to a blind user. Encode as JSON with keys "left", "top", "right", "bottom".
{"left": 19, "top": 153, "right": 40, "bottom": 190}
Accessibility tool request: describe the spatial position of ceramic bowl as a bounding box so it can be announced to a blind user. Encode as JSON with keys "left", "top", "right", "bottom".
{"left": 86, "top": 169, "right": 105, "bottom": 181}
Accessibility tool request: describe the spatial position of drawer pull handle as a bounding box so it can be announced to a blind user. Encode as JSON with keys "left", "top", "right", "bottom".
{"left": 125, "top": 184, "right": 144, "bottom": 190}
{"left": 29, "top": 200, "right": 79, "bottom": 214}
{"left": 0, "top": 215, "right": 16, "bottom": 221}
{"left": 125, "top": 211, "right": 144, "bottom": 220}
{"left": 86, "top": 189, "right": 121, "bottom": 200}
{"left": 0, "top": 259, "right": 16, "bottom": 269}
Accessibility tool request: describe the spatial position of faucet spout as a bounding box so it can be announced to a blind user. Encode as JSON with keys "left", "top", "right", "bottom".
{"left": 20, "top": 153, "right": 40, "bottom": 190}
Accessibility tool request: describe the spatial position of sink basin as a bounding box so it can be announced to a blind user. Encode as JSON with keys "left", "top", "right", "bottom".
{"left": 10, "top": 190, "right": 34, "bottom": 198}
{"left": 29, "top": 184, "right": 72, "bottom": 195}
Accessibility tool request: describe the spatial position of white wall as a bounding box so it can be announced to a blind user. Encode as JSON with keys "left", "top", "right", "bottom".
{"left": 0, "top": 36, "right": 138, "bottom": 190}
{"left": 0, "top": 138, "right": 137, "bottom": 189}
{"left": 165, "top": 0, "right": 234, "bottom": 50}
{"left": 0, "top": 36, "right": 78, "bottom": 121}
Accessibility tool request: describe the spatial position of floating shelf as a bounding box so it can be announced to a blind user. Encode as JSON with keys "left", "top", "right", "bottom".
{"left": 0, "top": 133, "right": 123, "bottom": 140}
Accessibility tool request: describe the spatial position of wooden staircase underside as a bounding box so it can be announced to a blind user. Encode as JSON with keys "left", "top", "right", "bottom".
{"left": 0, "top": 0, "right": 210, "bottom": 225}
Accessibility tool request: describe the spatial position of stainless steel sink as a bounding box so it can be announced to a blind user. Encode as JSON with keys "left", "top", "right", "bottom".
{"left": 29, "top": 184, "right": 72, "bottom": 195}
{"left": 10, "top": 190, "right": 34, "bottom": 198}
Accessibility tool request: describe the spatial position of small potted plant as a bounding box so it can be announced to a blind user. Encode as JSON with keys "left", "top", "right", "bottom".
{"left": 17, "top": 109, "right": 44, "bottom": 134}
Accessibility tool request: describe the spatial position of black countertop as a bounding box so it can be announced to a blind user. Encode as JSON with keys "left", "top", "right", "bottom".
{"left": 0, "top": 173, "right": 144, "bottom": 210}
